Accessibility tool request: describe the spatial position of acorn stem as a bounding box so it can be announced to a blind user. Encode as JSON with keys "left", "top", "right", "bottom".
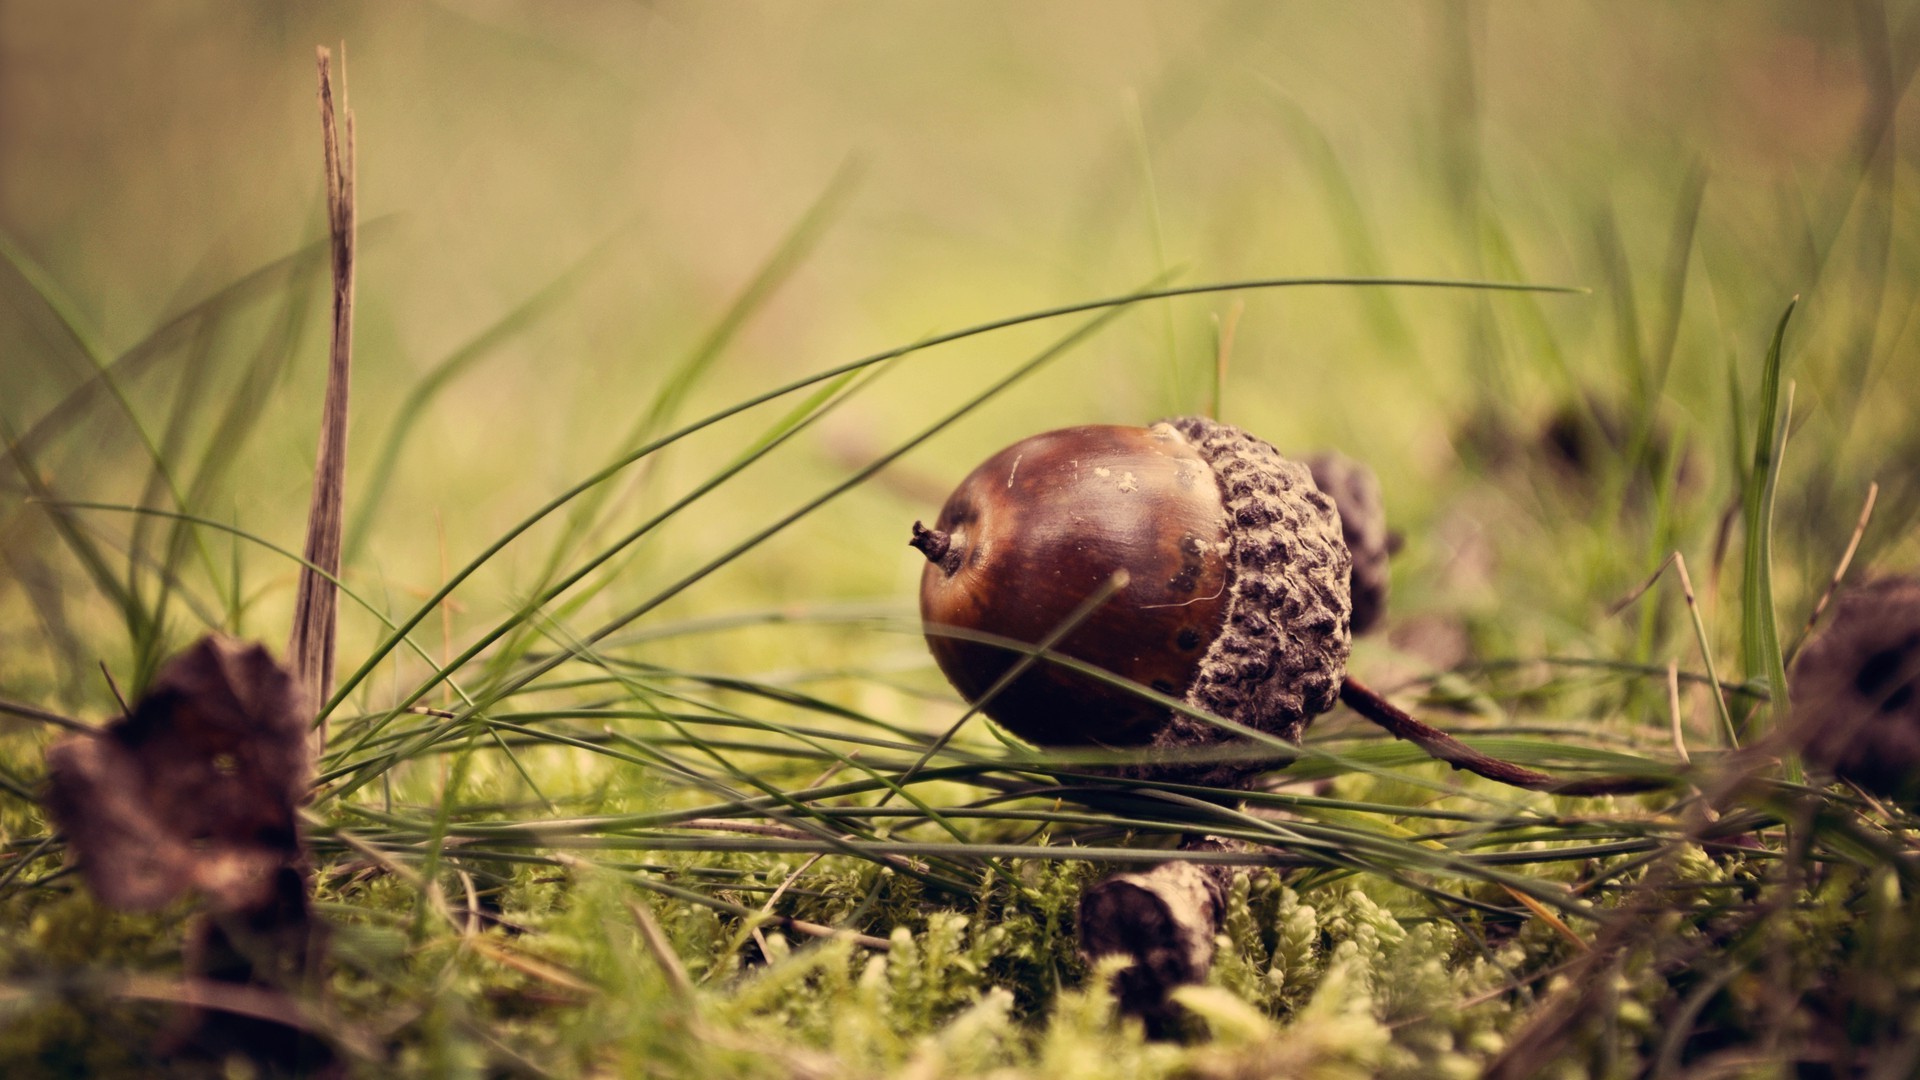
{"left": 1338, "top": 677, "right": 1665, "bottom": 796}
{"left": 909, "top": 521, "right": 951, "bottom": 564}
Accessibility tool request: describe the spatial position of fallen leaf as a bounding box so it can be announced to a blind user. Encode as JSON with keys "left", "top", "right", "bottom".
{"left": 44, "top": 634, "right": 310, "bottom": 913}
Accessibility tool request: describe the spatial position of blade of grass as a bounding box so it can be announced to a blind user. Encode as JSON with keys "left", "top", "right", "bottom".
{"left": 39, "top": 500, "right": 477, "bottom": 713}
{"left": 1260, "top": 85, "right": 1412, "bottom": 350}
{"left": 324, "top": 273, "right": 1586, "bottom": 724}
{"left": 1125, "top": 94, "right": 1183, "bottom": 413}
{"left": 130, "top": 313, "right": 223, "bottom": 636}
{"left": 289, "top": 46, "right": 356, "bottom": 736}
{"left": 319, "top": 351, "right": 884, "bottom": 772}
{"left": 1, "top": 420, "right": 152, "bottom": 653}
{"left": 342, "top": 227, "right": 626, "bottom": 562}
{"left": 502, "top": 358, "right": 890, "bottom": 691}
{"left": 1738, "top": 299, "right": 1797, "bottom": 750}
{"left": 483, "top": 163, "right": 863, "bottom": 691}
{"left": 320, "top": 293, "right": 1156, "bottom": 801}
{"left": 4, "top": 222, "right": 379, "bottom": 469}
{"left": 0, "top": 237, "right": 206, "bottom": 684}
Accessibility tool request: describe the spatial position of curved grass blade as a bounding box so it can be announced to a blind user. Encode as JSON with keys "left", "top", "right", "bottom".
{"left": 324, "top": 274, "right": 1586, "bottom": 724}
{"left": 343, "top": 226, "right": 628, "bottom": 562}
{"left": 38, "top": 500, "right": 477, "bottom": 717}
{"left": 319, "top": 285, "right": 1160, "bottom": 800}
{"left": 5, "top": 222, "right": 383, "bottom": 468}
{"left": 317, "top": 359, "right": 879, "bottom": 773}
{"left": 1738, "top": 299, "right": 1797, "bottom": 746}
{"left": 2, "top": 419, "right": 153, "bottom": 656}
{"left": 478, "top": 165, "right": 863, "bottom": 694}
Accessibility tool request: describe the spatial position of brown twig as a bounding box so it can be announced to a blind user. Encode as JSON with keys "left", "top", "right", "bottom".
{"left": 289, "top": 45, "right": 356, "bottom": 748}
{"left": 626, "top": 899, "right": 695, "bottom": 999}
{"left": 673, "top": 818, "right": 815, "bottom": 841}
{"left": 1790, "top": 479, "right": 1878, "bottom": 659}
{"left": 1337, "top": 676, "right": 1666, "bottom": 796}
{"left": 98, "top": 661, "right": 130, "bottom": 719}
{"left": 0, "top": 696, "right": 90, "bottom": 733}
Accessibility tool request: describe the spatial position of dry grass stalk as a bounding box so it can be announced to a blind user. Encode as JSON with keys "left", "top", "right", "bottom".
{"left": 288, "top": 46, "right": 356, "bottom": 748}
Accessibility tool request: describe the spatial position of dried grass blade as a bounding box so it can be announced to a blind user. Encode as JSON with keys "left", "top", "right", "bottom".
{"left": 289, "top": 46, "right": 356, "bottom": 742}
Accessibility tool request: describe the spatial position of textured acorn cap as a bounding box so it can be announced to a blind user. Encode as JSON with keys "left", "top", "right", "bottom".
{"left": 1789, "top": 576, "right": 1920, "bottom": 801}
{"left": 1140, "top": 416, "right": 1352, "bottom": 786}
{"left": 1305, "top": 450, "right": 1391, "bottom": 635}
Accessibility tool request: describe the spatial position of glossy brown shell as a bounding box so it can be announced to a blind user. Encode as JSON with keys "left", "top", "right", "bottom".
{"left": 917, "top": 423, "right": 1232, "bottom": 747}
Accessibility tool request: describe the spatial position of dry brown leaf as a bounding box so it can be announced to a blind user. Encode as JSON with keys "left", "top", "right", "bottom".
{"left": 44, "top": 634, "right": 311, "bottom": 914}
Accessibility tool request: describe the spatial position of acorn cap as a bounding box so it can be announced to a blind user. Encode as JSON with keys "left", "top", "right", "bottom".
{"left": 1142, "top": 416, "right": 1353, "bottom": 786}
{"left": 1789, "top": 576, "right": 1920, "bottom": 801}
{"left": 1305, "top": 450, "right": 1391, "bottom": 635}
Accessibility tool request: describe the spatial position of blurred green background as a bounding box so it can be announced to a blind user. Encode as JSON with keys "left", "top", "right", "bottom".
{"left": 1, "top": 1, "right": 1915, "bottom": 718}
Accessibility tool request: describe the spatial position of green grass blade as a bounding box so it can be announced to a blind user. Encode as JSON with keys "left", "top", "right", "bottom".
{"left": 1739, "top": 299, "right": 1797, "bottom": 744}
{"left": 323, "top": 273, "right": 1585, "bottom": 721}
{"left": 319, "top": 289, "right": 1155, "bottom": 801}
{"left": 6, "top": 223, "right": 363, "bottom": 466}
{"left": 1262, "top": 87, "right": 1412, "bottom": 350}
{"left": 0, "top": 231, "right": 234, "bottom": 682}
{"left": 343, "top": 227, "right": 626, "bottom": 562}
{"left": 433, "top": 165, "right": 862, "bottom": 705}
{"left": 40, "top": 500, "right": 478, "bottom": 719}
{"left": 1, "top": 421, "right": 152, "bottom": 656}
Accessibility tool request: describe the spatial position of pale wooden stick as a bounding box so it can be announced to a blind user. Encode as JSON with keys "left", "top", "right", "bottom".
{"left": 1795, "top": 480, "right": 1878, "bottom": 650}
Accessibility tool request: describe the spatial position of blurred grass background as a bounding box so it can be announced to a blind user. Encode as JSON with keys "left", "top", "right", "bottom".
{"left": 3, "top": 2, "right": 1914, "bottom": 702}
{"left": 3, "top": 2, "right": 1920, "bottom": 1074}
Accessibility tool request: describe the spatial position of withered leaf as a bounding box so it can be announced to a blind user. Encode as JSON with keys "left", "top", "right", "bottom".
{"left": 44, "top": 634, "right": 312, "bottom": 914}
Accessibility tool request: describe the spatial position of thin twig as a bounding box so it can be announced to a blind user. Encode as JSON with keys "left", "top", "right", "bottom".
{"left": 754, "top": 756, "right": 852, "bottom": 946}
{"left": 763, "top": 913, "right": 891, "bottom": 951}
{"left": 1337, "top": 676, "right": 1665, "bottom": 795}
{"left": 1619, "top": 552, "right": 1739, "bottom": 748}
{"left": 762, "top": 854, "right": 825, "bottom": 919}
{"left": 1672, "top": 553, "right": 1739, "bottom": 748}
{"left": 1791, "top": 480, "right": 1878, "bottom": 656}
{"left": 98, "top": 661, "right": 130, "bottom": 720}
{"left": 290, "top": 45, "right": 356, "bottom": 748}
{"left": 0, "top": 834, "right": 58, "bottom": 893}
{"left": 674, "top": 819, "right": 815, "bottom": 841}
{"left": 1607, "top": 550, "right": 1677, "bottom": 617}
{"left": 1667, "top": 660, "right": 1690, "bottom": 764}
{"left": 0, "top": 697, "right": 90, "bottom": 732}
{"left": 459, "top": 869, "right": 480, "bottom": 937}
{"left": 1501, "top": 884, "right": 1590, "bottom": 952}
{"left": 625, "top": 899, "right": 694, "bottom": 999}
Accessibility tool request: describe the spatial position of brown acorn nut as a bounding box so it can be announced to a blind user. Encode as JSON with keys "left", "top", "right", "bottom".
{"left": 911, "top": 416, "right": 1352, "bottom": 783}
{"left": 1789, "top": 576, "right": 1920, "bottom": 801}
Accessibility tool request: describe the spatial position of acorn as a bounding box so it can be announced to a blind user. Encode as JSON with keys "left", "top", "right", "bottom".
{"left": 1789, "top": 576, "right": 1920, "bottom": 801}
{"left": 909, "top": 415, "right": 1352, "bottom": 785}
